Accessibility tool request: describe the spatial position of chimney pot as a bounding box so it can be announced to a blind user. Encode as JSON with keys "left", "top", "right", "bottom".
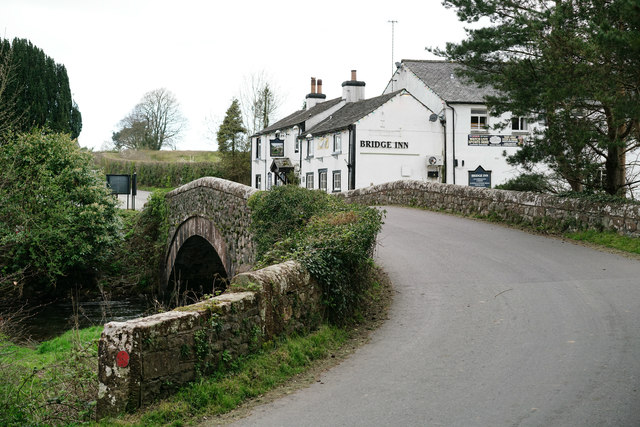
{"left": 317, "top": 79, "right": 323, "bottom": 94}
{"left": 311, "top": 77, "right": 317, "bottom": 94}
{"left": 351, "top": 70, "right": 357, "bottom": 81}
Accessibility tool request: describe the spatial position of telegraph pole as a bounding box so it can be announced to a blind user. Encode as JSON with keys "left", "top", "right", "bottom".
{"left": 388, "top": 20, "right": 398, "bottom": 89}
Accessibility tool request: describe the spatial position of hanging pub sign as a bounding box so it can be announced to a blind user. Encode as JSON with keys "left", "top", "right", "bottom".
{"left": 468, "top": 166, "right": 491, "bottom": 188}
{"left": 106, "top": 174, "right": 131, "bottom": 195}
{"left": 468, "top": 134, "right": 523, "bottom": 147}
{"left": 270, "top": 137, "right": 285, "bottom": 157}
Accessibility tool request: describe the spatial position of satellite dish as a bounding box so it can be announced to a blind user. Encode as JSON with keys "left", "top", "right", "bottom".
{"left": 429, "top": 113, "right": 439, "bottom": 122}
{"left": 428, "top": 156, "right": 438, "bottom": 165}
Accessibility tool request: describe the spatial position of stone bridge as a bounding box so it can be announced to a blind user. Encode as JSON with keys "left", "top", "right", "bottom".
{"left": 164, "top": 177, "right": 258, "bottom": 295}
{"left": 164, "top": 177, "right": 640, "bottom": 297}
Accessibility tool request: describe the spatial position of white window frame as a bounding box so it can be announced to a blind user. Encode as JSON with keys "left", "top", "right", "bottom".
{"left": 332, "top": 133, "right": 342, "bottom": 154}
{"left": 306, "top": 138, "right": 314, "bottom": 159}
{"left": 256, "top": 137, "right": 262, "bottom": 159}
{"left": 470, "top": 109, "right": 488, "bottom": 132}
{"left": 511, "top": 116, "right": 528, "bottom": 132}
{"left": 319, "top": 169, "right": 328, "bottom": 192}
{"left": 306, "top": 172, "right": 314, "bottom": 189}
{"left": 332, "top": 170, "right": 341, "bottom": 192}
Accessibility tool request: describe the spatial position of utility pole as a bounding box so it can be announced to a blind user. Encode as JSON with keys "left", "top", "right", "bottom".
{"left": 388, "top": 20, "right": 398, "bottom": 90}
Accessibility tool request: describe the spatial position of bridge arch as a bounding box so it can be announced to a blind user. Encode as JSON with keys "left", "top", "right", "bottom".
{"left": 165, "top": 215, "right": 229, "bottom": 294}
{"left": 163, "top": 177, "right": 258, "bottom": 294}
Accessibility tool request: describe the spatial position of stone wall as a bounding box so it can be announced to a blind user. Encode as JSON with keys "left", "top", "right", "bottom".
{"left": 97, "top": 261, "right": 323, "bottom": 419}
{"left": 164, "top": 177, "right": 258, "bottom": 289}
{"left": 338, "top": 180, "right": 640, "bottom": 236}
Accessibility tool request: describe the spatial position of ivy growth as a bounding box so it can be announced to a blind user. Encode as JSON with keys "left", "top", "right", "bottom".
{"left": 248, "top": 186, "right": 384, "bottom": 323}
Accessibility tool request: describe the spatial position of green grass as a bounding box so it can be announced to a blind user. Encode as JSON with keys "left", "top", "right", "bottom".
{"left": 565, "top": 230, "right": 640, "bottom": 255}
{"left": 1, "top": 325, "right": 103, "bottom": 368}
{"left": 0, "top": 326, "right": 103, "bottom": 426}
{"left": 101, "top": 325, "right": 349, "bottom": 426}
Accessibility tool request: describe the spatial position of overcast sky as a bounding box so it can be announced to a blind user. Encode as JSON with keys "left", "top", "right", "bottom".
{"left": 2, "top": 0, "right": 469, "bottom": 151}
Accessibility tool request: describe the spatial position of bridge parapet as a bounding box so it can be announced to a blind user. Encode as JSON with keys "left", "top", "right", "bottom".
{"left": 165, "top": 177, "right": 258, "bottom": 291}
{"left": 338, "top": 180, "right": 640, "bottom": 236}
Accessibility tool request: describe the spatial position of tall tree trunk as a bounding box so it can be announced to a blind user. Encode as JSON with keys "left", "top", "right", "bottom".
{"left": 604, "top": 144, "right": 626, "bottom": 196}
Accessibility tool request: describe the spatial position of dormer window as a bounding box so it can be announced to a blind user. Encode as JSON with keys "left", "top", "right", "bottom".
{"left": 470, "top": 109, "right": 488, "bottom": 132}
{"left": 333, "top": 133, "right": 342, "bottom": 154}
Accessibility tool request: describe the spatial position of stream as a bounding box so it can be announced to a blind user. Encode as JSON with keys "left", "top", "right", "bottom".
{"left": 17, "top": 298, "right": 153, "bottom": 342}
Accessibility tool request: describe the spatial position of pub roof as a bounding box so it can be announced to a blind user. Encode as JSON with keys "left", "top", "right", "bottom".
{"left": 304, "top": 90, "right": 405, "bottom": 137}
{"left": 400, "top": 60, "right": 499, "bottom": 104}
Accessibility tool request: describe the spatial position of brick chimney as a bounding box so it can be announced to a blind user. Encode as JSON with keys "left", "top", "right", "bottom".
{"left": 306, "top": 76, "right": 326, "bottom": 110}
{"left": 342, "top": 70, "right": 365, "bottom": 103}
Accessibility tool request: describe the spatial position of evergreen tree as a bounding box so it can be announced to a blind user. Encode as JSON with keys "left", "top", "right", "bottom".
{"left": 0, "top": 38, "right": 82, "bottom": 139}
{"left": 217, "top": 98, "right": 247, "bottom": 156}
{"left": 434, "top": 0, "right": 640, "bottom": 196}
{"left": 216, "top": 98, "right": 249, "bottom": 184}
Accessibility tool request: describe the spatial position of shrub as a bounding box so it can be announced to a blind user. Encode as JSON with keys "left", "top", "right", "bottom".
{"left": 100, "top": 189, "right": 170, "bottom": 295}
{"left": 248, "top": 186, "right": 384, "bottom": 323}
{"left": 0, "top": 131, "right": 120, "bottom": 292}
{"left": 495, "top": 173, "right": 552, "bottom": 193}
{"left": 248, "top": 185, "right": 334, "bottom": 260}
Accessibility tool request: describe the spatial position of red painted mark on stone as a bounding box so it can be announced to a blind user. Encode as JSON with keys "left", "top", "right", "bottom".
{"left": 116, "top": 350, "right": 129, "bottom": 368}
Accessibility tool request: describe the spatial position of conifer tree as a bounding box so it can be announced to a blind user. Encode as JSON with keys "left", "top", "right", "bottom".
{"left": 216, "top": 98, "right": 249, "bottom": 184}
{"left": 217, "top": 98, "right": 247, "bottom": 156}
{"left": 434, "top": 0, "right": 640, "bottom": 196}
{"left": 0, "top": 38, "right": 82, "bottom": 138}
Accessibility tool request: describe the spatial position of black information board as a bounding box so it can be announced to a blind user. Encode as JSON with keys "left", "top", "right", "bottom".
{"left": 468, "top": 166, "right": 491, "bottom": 188}
{"left": 106, "top": 174, "right": 131, "bottom": 195}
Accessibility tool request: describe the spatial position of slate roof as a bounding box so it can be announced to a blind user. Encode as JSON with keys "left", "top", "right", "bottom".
{"left": 305, "top": 90, "right": 404, "bottom": 136}
{"left": 254, "top": 97, "right": 343, "bottom": 136}
{"left": 401, "top": 60, "right": 499, "bottom": 104}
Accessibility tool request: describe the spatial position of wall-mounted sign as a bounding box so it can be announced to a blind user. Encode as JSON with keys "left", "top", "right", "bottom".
{"left": 469, "top": 166, "right": 491, "bottom": 188}
{"left": 270, "top": 137, "right": 284, "bottom": 157}
{"left": 360, "top": 140, "right": 409, "bottom": 149}
{"left": 468, "top": 134, "right": 523, "bottom": 147}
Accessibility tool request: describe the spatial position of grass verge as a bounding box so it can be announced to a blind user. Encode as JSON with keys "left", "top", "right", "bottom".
{"left": 564, "top": 230, "right": 640, "bottom": 255}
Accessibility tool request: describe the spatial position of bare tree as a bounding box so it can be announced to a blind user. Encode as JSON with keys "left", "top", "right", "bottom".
{"left": 113, "top": 88, "right": 186, "bottom": 150}
{"left": 239, "top": 71, "right": 283, "bottom": 137}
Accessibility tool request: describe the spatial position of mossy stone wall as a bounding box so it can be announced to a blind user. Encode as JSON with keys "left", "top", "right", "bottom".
{"left": 97, "top": 261, "right": 322, "bottom": 419}
{"left": 338, "top": 180, "right": 640, "bottom": 236}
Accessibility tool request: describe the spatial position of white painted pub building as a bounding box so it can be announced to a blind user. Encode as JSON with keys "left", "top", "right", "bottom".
{"left": 251, "top": 62, "right": 538, "bottom": 192}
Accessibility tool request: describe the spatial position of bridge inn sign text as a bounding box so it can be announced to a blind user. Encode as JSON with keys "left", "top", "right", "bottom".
{"left": 251, "top": 65, "right": 537, "bottom": 191}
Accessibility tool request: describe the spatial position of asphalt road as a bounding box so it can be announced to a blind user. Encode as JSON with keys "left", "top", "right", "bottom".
{"left": 116, "top": 190, "right": 150, "bottom": 211}
{"left": 232, "top": 206, "right": 640, "bottom": 426}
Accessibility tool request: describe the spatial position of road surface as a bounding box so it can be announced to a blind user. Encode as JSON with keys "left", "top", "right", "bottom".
{"left": 232, "top": 206, "right": 640, "bottom": 426}
{"left": 116, "top": 190, "right": 150, "bottom": 211}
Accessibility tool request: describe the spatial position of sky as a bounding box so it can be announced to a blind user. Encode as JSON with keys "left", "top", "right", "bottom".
{"left": 2, "top": 0, "right": 469, "bottom": 151}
